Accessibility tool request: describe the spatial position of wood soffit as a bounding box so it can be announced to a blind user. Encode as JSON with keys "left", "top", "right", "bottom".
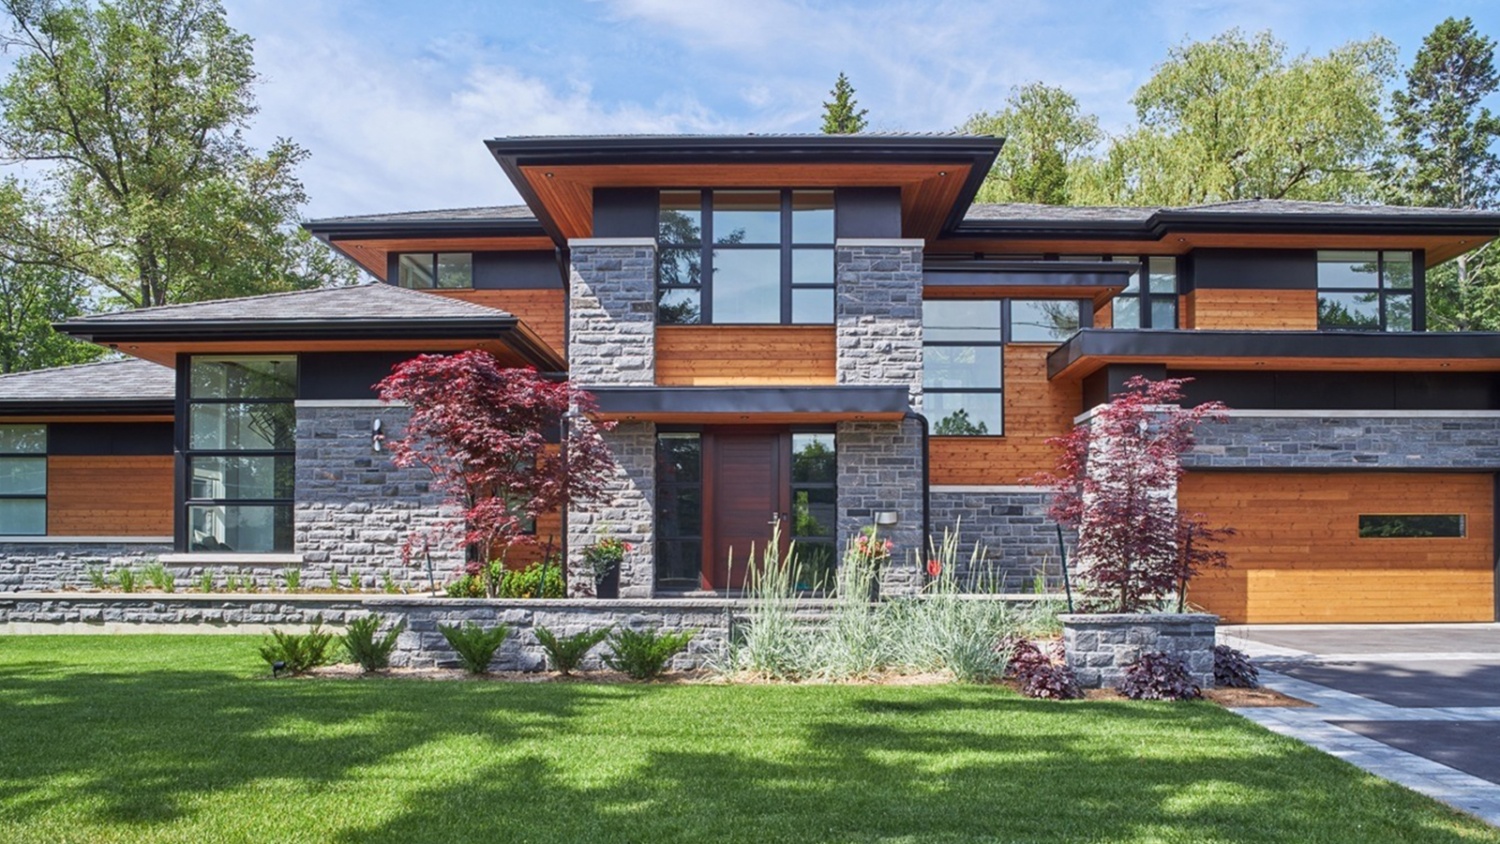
{"left": 330, "top": 236, "right": 557, "bottom": 279}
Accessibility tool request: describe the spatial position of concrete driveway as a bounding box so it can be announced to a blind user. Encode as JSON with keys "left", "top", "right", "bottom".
{"left": 1221, "top": 623, "right": 1500, "bottom": 826}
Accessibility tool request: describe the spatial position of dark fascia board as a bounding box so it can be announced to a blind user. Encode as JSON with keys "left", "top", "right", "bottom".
{"left": 485, "top": 135, "right": 1003, "bottom": 243}
{"left": 924, "top": 260, "right": 1137, "bottom": 287}
{"left": 588, "top": 384, "right": 911, "bottom": 416}
{"left": 301, "top": 217, "right": 546, "bottom": 243}
{"left": 0, "top": 399, "right": 174, "bottom": 416}
{"left": 1048, "top": 328, "right": 1500, "bottom": 379}
{"left": 951, "top": 210, "right": 1500, "bottom": 242}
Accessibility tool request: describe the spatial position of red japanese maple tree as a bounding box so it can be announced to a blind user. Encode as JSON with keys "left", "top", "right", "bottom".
{"left": 1036, "top": 376, "right": 1234, "bottom": 613}
{"left": 376, "top": 351, "right": 616, "bottom": 588}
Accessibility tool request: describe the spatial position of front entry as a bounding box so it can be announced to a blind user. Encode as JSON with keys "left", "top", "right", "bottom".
{"left": 655, "top": 428, "right": 837, "bottom": 592}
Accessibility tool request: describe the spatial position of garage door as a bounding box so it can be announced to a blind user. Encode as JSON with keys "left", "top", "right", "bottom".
{"left": 1179, "top": 472, "right": 1495, "bottom": 624}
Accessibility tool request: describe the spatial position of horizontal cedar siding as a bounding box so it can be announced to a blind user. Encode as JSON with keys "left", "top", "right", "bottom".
{"left": 928, "top": 344, "right": 1079, "bottom": 484}
{"left": 1182, "top": 288, "right": 1317, "bottom": 330}
{"left": 1092, "top": 302, "right": 1112, "bottom": 329}
{"left": 431, "top": 289, "right": 567, "bottom": 359}
{"left": 46, "top": 455, "right": 173, "bottom": 536}
{"left": 1180, "top": 471, "right": 1495, "bottom": 624}
{"left": 655, "top": 326, "right": 836, "bottom": 386}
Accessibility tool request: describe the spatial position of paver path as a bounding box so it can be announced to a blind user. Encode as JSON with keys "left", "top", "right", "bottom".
{"left": 1221, "top": 624, "right": 1500, "bottom": 827}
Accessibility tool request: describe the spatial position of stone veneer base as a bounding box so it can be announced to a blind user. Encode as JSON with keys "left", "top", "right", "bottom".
{"left": 1059, "top": 612, "right": 1218, "bottom": 689}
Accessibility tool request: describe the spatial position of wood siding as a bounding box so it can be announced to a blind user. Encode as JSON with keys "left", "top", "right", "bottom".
{"left": 46, "top": 455, "right": 173, "bottom": 536}
{"left": 655, "top": 326, "right": 836, "bottom": 385}
{"left": 1182, "top": 288, "right": 1318, "bottom": 330}
{"left": 929, "top": 344, "right": 1079, "bottom": 484}
{"left": 1093, "top": 302, "right": 1112, "bottom": 330}
{"left": 1180, "top": 472, "right": 1495, "bottom": 624}
{"left": 431, "top": 289, "right": 567, "bottom": 358}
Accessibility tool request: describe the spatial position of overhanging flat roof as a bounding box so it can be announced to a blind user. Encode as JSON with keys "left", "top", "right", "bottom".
{"left": 924, "top": 260, "right": 1135, "bottom": 307}
{"left": 1048, "top": 329, "right": 1500, "bottom": 381}
{"left": 587, "top": 385, "right": 910, "bottom": 423}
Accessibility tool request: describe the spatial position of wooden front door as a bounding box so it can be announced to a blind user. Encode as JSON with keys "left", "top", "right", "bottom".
{"left": 710, "top": 431, "right": 788, "bottom": 588}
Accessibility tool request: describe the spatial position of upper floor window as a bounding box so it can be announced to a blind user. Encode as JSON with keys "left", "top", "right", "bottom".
{"left": 397, "top": 253, "right": 473, "bottom": 289}
{"left": 1082, "top": 256, "right": 1177, "bottom": 330}
{"left": 0, "top": 424, "right": 46, "bottom": 535}
{"left": 1317, "top": 251, "right": 1413, "bottom": 332}
{"left": 657, "top": 189, "right": 834, "bottom": 325}
{"left": 186, "top": 356, "right": 297, "bottom": 553}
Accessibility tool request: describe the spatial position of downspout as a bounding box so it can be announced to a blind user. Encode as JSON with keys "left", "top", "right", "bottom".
{"left": 558, "top": 245, "right": 571, "bottom": 592}
{"left": 905, "top": 410, "right": 931, "bottom": 579}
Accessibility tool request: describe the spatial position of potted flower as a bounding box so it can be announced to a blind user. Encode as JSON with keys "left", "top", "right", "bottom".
{"left": 583, "top": 536, "right": 631, "bottom": 599}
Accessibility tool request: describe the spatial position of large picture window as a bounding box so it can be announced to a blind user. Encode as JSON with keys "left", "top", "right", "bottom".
{"left": 0, "top": 424, "right": 45, "bottom": 535}
{"left": 185, "top": 356, "right": 296, "bottom": 552}
{"left": 657, "top": 189, "right": 834, "bottom": 325}
{"left": 1317, "top": 251, "right": 1414, "bottom": 332}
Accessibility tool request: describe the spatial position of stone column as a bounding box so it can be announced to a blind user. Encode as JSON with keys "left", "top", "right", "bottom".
{"left": 834, "top": 239, "right": 925, "bottom": 595}
{"left": 566, "top": 238, "right": 658, "bottom": 597}
{"left": 294, "top": 401, "right": 461, "bottom": 592}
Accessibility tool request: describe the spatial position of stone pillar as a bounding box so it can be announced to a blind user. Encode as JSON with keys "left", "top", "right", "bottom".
{"left": 835, "top": 239, "right": 924, "bottom": 594}
{"left": 566, "top": 238, "right": 658, "bottom": 596}
{"left": 294, "top": 401, "right": 461, "bottom": 592}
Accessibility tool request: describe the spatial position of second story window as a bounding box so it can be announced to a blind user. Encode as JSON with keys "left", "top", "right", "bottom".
{"left": 0, "top": 424, "right": 46, "bottom": 535}
{"left": 1317, "top": 251, "right": 1413, "bottom": 331}
{"left": 1097, "top": 256, "right": 1177, "bottom": 330}
{"left": 657, "top": 189, "right": 834, "bottom": 325}
{"left": 397, "top": 253, "right": 473, "bottom": 289}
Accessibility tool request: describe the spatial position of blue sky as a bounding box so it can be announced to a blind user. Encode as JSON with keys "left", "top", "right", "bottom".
{"left": 219, "top": 0, "right": 1500, "bottom": 219}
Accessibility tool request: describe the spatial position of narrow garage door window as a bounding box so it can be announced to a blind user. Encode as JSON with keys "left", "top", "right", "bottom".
{"left": 1358, "top": 515, "right": 1466, "bottom": 538}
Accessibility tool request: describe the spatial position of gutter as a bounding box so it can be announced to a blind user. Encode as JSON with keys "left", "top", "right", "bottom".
{"left": 906, "top": 410, "right": 931, "bottom": 582}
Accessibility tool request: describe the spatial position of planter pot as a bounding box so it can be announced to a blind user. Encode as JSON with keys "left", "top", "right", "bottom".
{"left": 1059, "top": 612, "right": 1217, "bottom": 689}
{"left": 593, "top": 566, "right": 620, "bottom": 600}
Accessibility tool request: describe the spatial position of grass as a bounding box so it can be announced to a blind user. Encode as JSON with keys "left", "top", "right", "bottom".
{"left": 0, "top": 636, "right": 1494, "bottom": 843}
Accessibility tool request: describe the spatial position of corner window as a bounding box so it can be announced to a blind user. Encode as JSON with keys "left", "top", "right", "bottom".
{"left": 185, "top": 356, "right": 296, "bottom": 552}
{"left": 1318, "top": 251, "right": 1413, "bottom": 332}
{"left": 397, "top": 253, "right": 473, "bottom": 289}
{"left": 1010, "top": 299, "right": 1083, "bottom": 342}
{"left": 1358, "top": 514, "right": 1464, "bottom": 538}
{"left": 1105, "top": 256, "right": 1177, "bottom": 330}
{"left": 0, "top": 424, "right": 46, "bottom": 535}
{"left": 657, "top": 189, "right": 834, "bottom": 325}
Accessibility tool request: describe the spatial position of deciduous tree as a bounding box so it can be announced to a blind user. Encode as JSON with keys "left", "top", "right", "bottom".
{"left": 960, "top": 83, "right": 1102, "bottom": 205}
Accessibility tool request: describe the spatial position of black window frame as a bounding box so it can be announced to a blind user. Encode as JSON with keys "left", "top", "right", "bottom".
{"left": 179, "top": 355, "right": 298, "bottom": 553}
{"left": 657, "top": 189, "right": 835, "bottom": 326}
{"left": 1088, "top": 255, "right": 1177, "bottom": 330}
{"left": 788, "top": 429, "right": 838, "bottom": 592}
{"left": 394, "top": 252, "right": 474, "bottom": 290}
{"left": 1358, "top": 514, "right": 1466, "bottom": 538}
{"left": 0, "top": 423, "right": 46, "bottom": 536}
{"left": 1316, "top": 250, "right": 1417, "bottom": 332}
{"left": 654, "top": 430, "right": 704, "bottom": 589}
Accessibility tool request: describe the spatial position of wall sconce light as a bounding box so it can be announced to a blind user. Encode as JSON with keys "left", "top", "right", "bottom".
{"left": 874, "top": 511, "right": 899, "bottom": 528}
{"left": 372, "top": 417, "right": 384, "bottom": 453}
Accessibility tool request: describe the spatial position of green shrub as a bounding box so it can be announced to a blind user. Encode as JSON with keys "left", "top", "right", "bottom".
{"left": 340, "top": 614, "right": 406, "bottom": 672}
{"left": 535, "top": 626, "right": 610, "bottom": 675}
{"left": 196, "top": 572, "right": 214, "bottom": 593}
{"left": 439, "top": 621, "right": 511, "bottom": 674}
{"left": 113, "top": 568, "right": 137, "bottom": 593}
{"left": 381, "top": 571, "right": 399, "bottom": 594}
{"left": 259, "top": 618, "right": 334, "bottom": 675}
{"left": 495, "top": 561, "right": 565, "bottom": 598}
{"left": 604, "top": 628, "right": 695, "bottom": 680}
{"left": 142, "top": 562, "right": 175, "bottom": 593}
{"left": 283, "top": 568, "right": 301, "bottom": 591}
{"left": 86, "top": 566, "right": 107, "bottom": 590}
{"left": 328, "top": 571, "right": 342, "bottom": 592}
{"left": 444, "top": 574, "right": 484, "bottom": 598}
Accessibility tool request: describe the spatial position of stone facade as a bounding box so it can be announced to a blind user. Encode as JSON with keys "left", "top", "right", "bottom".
{"left": 567, "top": 421, "right": 656, "bottom": 598}
{"left": 929, "top": 488, "right": 1069, "bottom": 590}
{"left": 295, "top": 404, "right": 462, "bottom": 592}
{"left": 568, "top": 240, "right": 657, "bottom": 386}
{"left": 1187, "top": 413, "right": 1500, "bottom": 470}
{"left": 0, "top": 541, "right": 170, "bottom": 592}
{"left": 1060, "top": 612, "right": 1217, "bottom": 689}
{"left": 0, "top": 592, "right": 369, "bottom": 630}
{"left": 836, "top": 420, "right": 924, "bottom": 594}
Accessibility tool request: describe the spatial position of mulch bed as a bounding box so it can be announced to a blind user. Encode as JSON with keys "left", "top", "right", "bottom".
{"left": 1203, "top": 686, "right": 1313, "bottom": 707}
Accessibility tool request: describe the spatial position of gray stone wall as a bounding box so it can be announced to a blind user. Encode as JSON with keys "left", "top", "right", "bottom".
{"left": 1061, "top": 613, "right": 1217, "bottom": 689}
{"left": 0, "top": 542, "right": 170, "bottom": 592}
{"left": 0, "top": 593, "right": 369, "bottom": 628}
{"left": 567, "top": 421, "right": 656, "bottom": 598}
{"left": 296, "top": 404, "right": 462, "bottom": 592}
{"left": 836, "top": 420, "right": 924, "bottom": 595}
{"left": 835, "top": 241, "right": 924, "bottom": 409}
{"left": 929, "top": 488, "right": 1068, "bottom": 591}
{"left": 568, "top": 240, "right": 656, "bottom": 386}
{"left": 1187, "top": 413, "right": 1500, "bottom": 470}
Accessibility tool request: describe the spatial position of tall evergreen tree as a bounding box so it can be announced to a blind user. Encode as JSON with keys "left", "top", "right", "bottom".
{"left": 820, "top": 72, "right": 868, "bottom": 134}
{"left": 1388, "top": 17, "right": 1500, "bottom": 330}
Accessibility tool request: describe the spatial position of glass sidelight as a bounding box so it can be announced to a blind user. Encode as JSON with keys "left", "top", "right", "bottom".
{"left": 655, "top": 433, "right": 703, "bottom": 588}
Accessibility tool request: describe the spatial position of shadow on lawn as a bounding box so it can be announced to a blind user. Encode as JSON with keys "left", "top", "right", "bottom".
{"left": 0, "top": 655, "right": 1491, "bottom": 844}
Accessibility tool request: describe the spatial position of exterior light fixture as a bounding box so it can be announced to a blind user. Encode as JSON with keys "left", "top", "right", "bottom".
{"left": 874, "top": 511, "right": 899, "bottom": 527}
{"left": 372, "top": 417, "right": 384, "bottom": 453}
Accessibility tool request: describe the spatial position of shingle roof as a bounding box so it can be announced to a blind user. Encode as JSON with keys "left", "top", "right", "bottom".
{"left": 965, "top": 203, "right": 1158, "bottom": 223}
{"left": 962, "top": 198, "right": 1500, "bottom": 227}
{"left": 67, "top": 282, "right": 513, "bottom": 325}
{"left": 1175, "top": 199, "right": 1500, "bottom": 218}
{"left": 307, "top": 205, "right": 538, "bottom": 226}
{"left": 0, "top": 358, "right": 174, "bottom": 403}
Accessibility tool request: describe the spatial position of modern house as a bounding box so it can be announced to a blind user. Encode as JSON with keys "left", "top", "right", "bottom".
{"left": 3, "top": 133, "right": 1500, "bottom": 625}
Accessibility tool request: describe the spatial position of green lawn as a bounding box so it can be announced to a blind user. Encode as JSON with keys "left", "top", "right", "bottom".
{"left": 0, "top": 636, "right": 1494, "bottom": 843}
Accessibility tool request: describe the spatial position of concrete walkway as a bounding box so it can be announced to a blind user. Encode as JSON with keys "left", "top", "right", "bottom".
{"left": 1220, "top": 624, "right": 1500, "bottom": 827}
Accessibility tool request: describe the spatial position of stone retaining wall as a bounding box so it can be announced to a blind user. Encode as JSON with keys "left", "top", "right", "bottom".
{"left": 1060, "top": 612, "right": 1217, "bottom": 689}
{"left": 0, "top": 542, "right": 171, "bottom": 592}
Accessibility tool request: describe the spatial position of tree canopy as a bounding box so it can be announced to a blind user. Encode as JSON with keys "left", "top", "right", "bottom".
{"left": 960, "top": 83, "right": 1101, "bottom": 205}
{"left": 820, "top": 72, "right": 868, "bottom": 134}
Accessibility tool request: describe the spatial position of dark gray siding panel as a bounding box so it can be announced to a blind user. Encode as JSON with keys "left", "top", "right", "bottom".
{"left": 1175, "top": 369, "right": 1500, "bottom": 410}
{"left": 835, "top": 187, "right": 902, "bottom": 239}
{"left": 473, "top": 251, "right": 563, "bottom": 289}
{"left": 1187, "top": 249, "right": 1317, "bottom": 290}
{"left": 48, "top": 422, "right": 173, "bottom": 455}
{"left": 592, "top": 188, "right": 659, "bottom": 238}
{"left": 299, "top": 352, "right": 417, "bottom": 400}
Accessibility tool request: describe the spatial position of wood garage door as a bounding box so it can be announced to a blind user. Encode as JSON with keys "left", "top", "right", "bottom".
{"left": 1180, "top": 472, "right": 1495, "bottom": 624}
